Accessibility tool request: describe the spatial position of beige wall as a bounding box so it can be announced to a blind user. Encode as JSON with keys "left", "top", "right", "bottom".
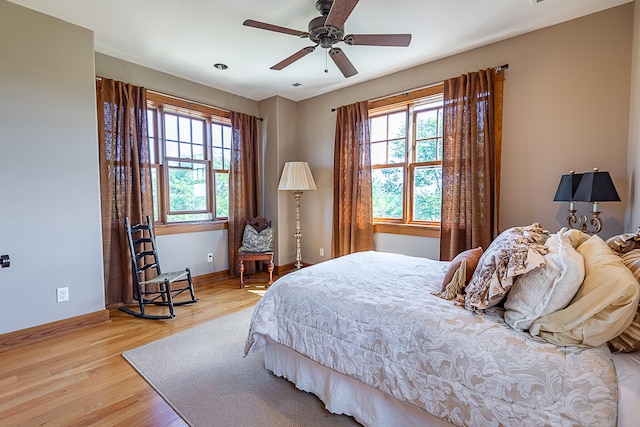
{"left": 258, "top": 96, "right": 299, "bottom": 266}
{"left": 296, "top": 4, "right": 634, "bottom": 263}
{"left": 0, "top": 0, "right": 105, "bottom": 333}
{"left": 628, "top": 1, "right": 640, "bottom": 229}
{"left": 95, "top": 53, "right": 259, "bottom": 117}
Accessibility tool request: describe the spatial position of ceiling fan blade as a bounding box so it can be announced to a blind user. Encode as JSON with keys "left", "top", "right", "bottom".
{"left": 344, "top": 34, "right": 412, "bottom": 47}
{"left": 325, "top": 0, "right": 359, "bottom": 29}
{"left": 270, "top": 46, "right": 316, "bottom": 70}
{"left": 329, "top": 48, "right": 358, "bottom": 78}
{"left": 243, "top": 19, "right": 308, "bottom": 37}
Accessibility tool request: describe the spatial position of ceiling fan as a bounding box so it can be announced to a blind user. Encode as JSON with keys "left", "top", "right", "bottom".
{"left": 243, "top": 0, "right": 412, "bottom": 78}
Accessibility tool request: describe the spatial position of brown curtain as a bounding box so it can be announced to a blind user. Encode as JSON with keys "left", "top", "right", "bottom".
{"left": 228, "top": 111, "right": 260, "bottom": 275}
{"left": 96, "top": 78, "right": 153, "bottom": 305}
{"left": 332, "top": 101, "right": 374, "bottom": 258}
{"left": 439, "top": 68, "right": 504, "bottom": 261}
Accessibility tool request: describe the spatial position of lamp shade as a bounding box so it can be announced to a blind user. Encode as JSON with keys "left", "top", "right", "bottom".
{"left": 278, "top": 162, "right": 317, "bottom": 191}
{"left": 553, "top": 171, "right": 583, "bottom": 202}
{"left": 572, "top": 169, "right": 620, "bottom": 202}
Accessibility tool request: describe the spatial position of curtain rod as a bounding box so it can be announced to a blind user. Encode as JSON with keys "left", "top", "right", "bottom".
{"left": 95, "top": 75, "right": 263, "bottom": 121}
{"left": 330, "top": 63, "right": 509, "bottom": 112}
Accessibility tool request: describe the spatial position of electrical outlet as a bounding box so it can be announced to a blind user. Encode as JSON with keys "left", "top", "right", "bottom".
{"left": 56, "top": 287, "right": 69, "bottom": 303}
{"left": 207, "top": 253, "right": 214, "bottom": 263}
{"left": 319, "top": 248, "right": 324, "bottom": 257}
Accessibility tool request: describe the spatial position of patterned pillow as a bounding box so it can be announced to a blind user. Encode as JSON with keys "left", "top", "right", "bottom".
{"left": 239, "top": 224, "right": 273, "bottom": 253}
{"left": 606, "top": 230, "right": 640, "bottom": 255}
{"left": 609, "top": 249, "right": 640, "bottom": 352}
{"left": 464, "top": 223, "right": 549, "bottom": 312}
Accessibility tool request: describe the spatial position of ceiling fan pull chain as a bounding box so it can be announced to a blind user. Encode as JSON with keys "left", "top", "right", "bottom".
{"left": 325, "top": 49, "right": 329, "bottom": 74}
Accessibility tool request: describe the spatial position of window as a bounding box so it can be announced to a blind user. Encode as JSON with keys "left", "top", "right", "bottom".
{"left": 370, "top": 85, "right": 444, "bottom": 231}
{"left": 147, "top": 93, "right": 231, "bottom": 226}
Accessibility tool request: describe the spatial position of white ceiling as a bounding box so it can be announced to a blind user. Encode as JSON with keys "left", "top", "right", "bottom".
{"left": 8, "top": 0, "right": 633, "bottom": 102}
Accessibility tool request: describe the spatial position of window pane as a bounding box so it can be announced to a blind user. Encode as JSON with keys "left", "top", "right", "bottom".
{"left": 413, "top": 166, "right": 442, "bottom": 221}
{"left": 147, "top": 110, "right": 155, "bottom": 138}
{"left": 166, "top": 141, "right": 179, "bottom": 158}
{"left": 388, "top": 112, "right": 406, "bottom": 138}
{"left": 388, "top": 139, "right": 406, "bottom": 163}
{"left": 223, "top": 125, "right": 232, "bottom": 148}
{"left": 215, "top": 172, "right": 229, "bottom": 218}
{"left": 168, "top": 161, "right": 207, "bottom": 212}
{"left": 167, "top": 213, "right": 210, "bottom": 222}
{"left": 212, "top": 147, "right": 223, "bottom": 169}
{"left": 416, "top": 139, "right": 438, "bottom": 162}
{"left": 416, "top": 109, "right": 438, "bottom": 139}
{"left": 193, "top": 144, "right": 204, "bottom": 160}
{"left": 370, "top": 116, "right": 387, "bottom": 142}
{"left": 165, "top": 114, "right": 178, "bottom": 141}
{"left": 178, "top": 116, "right": 192, "bottom": 142}
{"left": 147, "top": 110, "right": 157, "bottom": 164}
{"left": 371, "top": 141, "right": 387, "bottom": 165}
{"left": 192, "top": 120, "right": 203, "bottom": 144}
{"left": 223, "top": 147, "right": 230, "bottom": 169}
{"left": 151, "top": 168, "right": 159, "bottom": 222}
{"left": 212, "top": 123, "right": 222, "bottom": 147}
{"left": 179, "top": 142, "right": 191, "bottom": 159}
{"left": 372, "top": 167, "right": 403, "bottom": 219}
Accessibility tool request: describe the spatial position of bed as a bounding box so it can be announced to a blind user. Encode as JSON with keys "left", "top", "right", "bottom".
{"left": 245, "top": 227, "right": 640, "bottom": 426}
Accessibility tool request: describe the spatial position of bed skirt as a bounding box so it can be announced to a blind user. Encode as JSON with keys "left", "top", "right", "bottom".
{"left": 264, "top": 339, "right": 453, "bottom": 427}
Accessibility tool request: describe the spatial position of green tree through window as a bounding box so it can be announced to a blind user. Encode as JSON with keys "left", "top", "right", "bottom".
{"left": 370, "top": 95, "right": 443, "bottom": 225}
{"left": 146, "top": 96, "right": 231, "bottom": 224}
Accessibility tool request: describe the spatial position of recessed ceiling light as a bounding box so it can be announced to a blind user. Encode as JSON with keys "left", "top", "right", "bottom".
{"left": 292, "top": 83, "right": 302, "bottom": 87}
{"left": 213, "top": 63, "right": 228, "bottom": 70}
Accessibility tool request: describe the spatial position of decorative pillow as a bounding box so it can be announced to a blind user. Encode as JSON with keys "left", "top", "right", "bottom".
{"left": 464, "top": 223, "right": 549, "bottom": 312}
{"left": 606, "top": 229, "right": 640, "bottom": 255}
{"left": 238, "top": 224, "right": 273, "bottom": 253}
{"left": 609, "top": 312, "right": 640, "bottom": 353}
{"left": 504, "top": 228, "right": 585, "bottom": 331}
{"left": 434, "top": 260, "right": 467, "bottom": 305}
{"left": 530, "top": 235, "right": 640, "bottom": 347}
{"left": 441, "top": 247, "right": 483, "bottom": 292}
{"left": 621, "top": 249, "right": 640, "bottom": 281}
{"left": 609, "top": 249, "right": 640, "bottom": 352}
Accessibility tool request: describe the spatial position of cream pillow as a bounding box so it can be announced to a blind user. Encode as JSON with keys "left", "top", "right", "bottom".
{"left": 563, "top": 228, "right": 591, "bottom": 249}
{"left": 504, "top": 228, "right": 585, "bottom": 331}
{"left": 530, "top": 235, "right": 640, "bottom": 347}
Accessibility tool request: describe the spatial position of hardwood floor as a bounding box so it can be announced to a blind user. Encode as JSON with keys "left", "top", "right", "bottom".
{"left": 0, "top": 275, "right": 268, "bottom": 427}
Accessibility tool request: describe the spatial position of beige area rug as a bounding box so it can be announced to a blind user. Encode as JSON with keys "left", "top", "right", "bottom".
{"left": 122, "top": 307, "right": 360, "bottom": 427}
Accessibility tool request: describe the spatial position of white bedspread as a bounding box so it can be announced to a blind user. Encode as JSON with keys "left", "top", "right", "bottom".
{"left": 245, "top": 251, "right": 617, "bottom": 426}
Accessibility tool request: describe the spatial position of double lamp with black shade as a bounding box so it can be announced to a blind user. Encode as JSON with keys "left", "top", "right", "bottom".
{"left": 553, "top": 168, "right": 620, "bottom": 234}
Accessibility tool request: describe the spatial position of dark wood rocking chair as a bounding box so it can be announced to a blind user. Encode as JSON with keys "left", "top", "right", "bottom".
{"left": 120, "top": 215, "right": 199, "bottom": 319}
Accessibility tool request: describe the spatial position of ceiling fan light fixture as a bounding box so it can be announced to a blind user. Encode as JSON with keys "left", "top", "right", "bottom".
{"left": 213, "top": 63, "right": 228, "bottom": 70}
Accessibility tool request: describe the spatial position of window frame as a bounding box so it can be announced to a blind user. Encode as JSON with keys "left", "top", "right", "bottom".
{"left": 146, "top": 92, "right": 231, "bottom": 235}
{"left": 369, "top": 84, "right": 444, "bottom": 238}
